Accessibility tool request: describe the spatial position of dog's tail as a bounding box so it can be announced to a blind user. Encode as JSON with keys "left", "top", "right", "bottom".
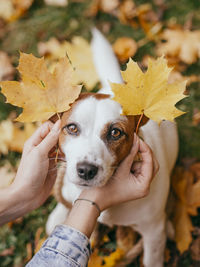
{"left": 91, "top": 28, "right": 123, "bottom": 95}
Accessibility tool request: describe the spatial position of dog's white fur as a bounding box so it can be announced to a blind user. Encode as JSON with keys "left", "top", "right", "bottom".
{"left": 46, "top": 29, "right": 178, "bottom": 267}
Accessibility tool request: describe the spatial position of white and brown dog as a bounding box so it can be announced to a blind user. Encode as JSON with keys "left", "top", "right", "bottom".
{"left": 46, "top": 29, "right": 178, "bottom": 267}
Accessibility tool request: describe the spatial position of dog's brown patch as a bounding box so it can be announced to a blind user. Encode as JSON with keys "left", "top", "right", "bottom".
{"left": 101, "top": 116, "right": 135, "bottom": 166}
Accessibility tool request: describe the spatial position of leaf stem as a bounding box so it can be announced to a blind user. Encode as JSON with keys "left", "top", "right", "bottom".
{"left": 136, "top": 113, "right": 144, "bottom": 134}
{"left": 56, "top": 113, "right": 60, "bottom": 120}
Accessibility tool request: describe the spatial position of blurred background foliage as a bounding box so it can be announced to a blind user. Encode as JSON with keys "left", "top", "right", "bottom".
{"left": 0, "top": 0, "right": 200, "bottom": 266}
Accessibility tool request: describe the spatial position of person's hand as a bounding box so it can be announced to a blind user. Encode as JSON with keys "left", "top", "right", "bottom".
{"left": 80, "top": 134, "right": 159, "bottom": 211}
{"left": 11, "top": 120, "right": 61, "bottom": 211}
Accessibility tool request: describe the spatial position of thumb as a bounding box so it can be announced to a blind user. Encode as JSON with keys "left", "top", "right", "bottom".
{"left": 120, "top": 134, "right": 140, "bottom": 168}
{"left": 38, "top": 120, "right": 61, "bottom": 155}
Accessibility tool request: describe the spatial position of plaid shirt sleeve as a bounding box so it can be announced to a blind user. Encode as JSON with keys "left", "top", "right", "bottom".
{"left": 26, "top": 224, "right": 91, "bottom": 267}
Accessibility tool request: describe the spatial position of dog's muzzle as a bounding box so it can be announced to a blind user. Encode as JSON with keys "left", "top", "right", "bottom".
{"left": 77, "top": 162, "right": 99, "bottom": 180}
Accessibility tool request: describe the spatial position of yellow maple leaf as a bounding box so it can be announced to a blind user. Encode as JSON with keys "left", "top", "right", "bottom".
{"left": 111, "top": 57, "right": 187, "bottom": 124}
{"left": 38, "top": 37, "right": 99, "bottom": 90}
{"left": 0, "top": 52, "right": 82, "bottom": 122}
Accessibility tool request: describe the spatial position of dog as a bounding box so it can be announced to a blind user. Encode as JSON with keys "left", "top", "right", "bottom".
{"left": 46, "top": 29, "right": 178, "bottom": 267}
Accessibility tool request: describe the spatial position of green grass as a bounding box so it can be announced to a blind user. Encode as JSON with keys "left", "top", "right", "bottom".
{"left": 0, "top": 0, "right": 200, "bottom": 266}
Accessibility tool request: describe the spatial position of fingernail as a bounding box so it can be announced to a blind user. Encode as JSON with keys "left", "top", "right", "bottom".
{"left": 52, "top": 120, "right": 61, "bottom": 133}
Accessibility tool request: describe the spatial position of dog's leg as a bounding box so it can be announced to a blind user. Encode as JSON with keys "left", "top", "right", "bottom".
{"left": 136, "top": 214, "right": 166, "bottom": 267}
{"left": 46, "top": 203, "right": 69, "bottom": 235}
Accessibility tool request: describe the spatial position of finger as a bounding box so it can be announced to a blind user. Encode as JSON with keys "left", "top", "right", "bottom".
{"left": 24, "top": 121, "right": 54, "bottom": 152}
{"left": 152, "top": 155, "right": 159, "bottom": 177}
{"left": 138, "top": 139, "right": 154, "bottom": 181}
{"left": 37, "top": 120, "right": 61, "bottom": 156}
{"left": 38, "top": 168, "right": 57, "bottom": 206}
{"left": 138, "top": 139, "right": 153, "bottom": 164}
{"left": 120, "top": 134, "right": 140, "bottom": 168}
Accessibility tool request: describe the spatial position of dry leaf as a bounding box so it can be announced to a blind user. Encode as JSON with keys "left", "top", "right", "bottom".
{"left": 100, "top": 0, "right": 120, "bottom": 13}
{"left": 190, "top": 236, "right": 200, "bottom": 261}
{"left": 0, "top": 119, "right": 13, "bottom": 154}
{"left": 192, "top": 109, "right": 200, "bottom": 126}
{"left": 0, "top": 162, "right": 16, "bottom": 189}
{"left": 113, "top": 37, "right": 137, "bottom": 63}
{"left": 0, "top": 246, "right": 14, "bottom": 256}
{"left": 0, "top": 0, "right": 33, "bottom": 22}
{"left": 171, "top": 166, "right": 200, "bottom": 253}
{"left": 157, "top": 29, "right": 200, "bottom": 64}
{"left": 38, "top": 37, "right": 99, "bottom": 90}
{"left": 111, "top": 57, "right": 187, "bottom": 124}
{"left": 0, "top": 51, "right": 15, "bottom": 81}
{"left": 88, "top": 249, "right": 103, "bottom": 267}
{"left": 44, "top": 0, "right": 68, "bottom": 7}
{"left": 0, "top": 52, "right": 82, "bottom": 122}
{"left": 0, "top": 0, "right": 15, "bottom": 21}
{"left": 116, "top": 226, "right": 136, "bottom": 253}
{"left": 9, "top": 123, "right": 38, "bottom": 153}
{"left": 25, "top": 242, "right": 33, "bottom": 262}
{"left": 186, "top": 163, "right": 200, "bottom": 215}
{"left": 103, "top": 248, "right": 125, "bottom": 267}
{"left": 173, "top": 200, "right": 193, "bottom": 253}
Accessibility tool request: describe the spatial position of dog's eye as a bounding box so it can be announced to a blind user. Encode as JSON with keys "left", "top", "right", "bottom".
{"left": 63, "top": 123, "right": 79, "bottom": 135}
{"left": 110, "top": 128, "right": 122, "bottom": 139}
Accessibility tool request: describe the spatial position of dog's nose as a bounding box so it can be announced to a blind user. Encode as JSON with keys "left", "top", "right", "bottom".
{"left": 77, "top": 162, "right": 98, "bottom": 180}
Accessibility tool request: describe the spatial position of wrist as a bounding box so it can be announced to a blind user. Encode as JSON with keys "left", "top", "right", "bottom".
{"left": 64, "top": 198, "right": 100, "bottom": 238}
{"left": 79, "top": 185, "right": 115, "bottom": 212}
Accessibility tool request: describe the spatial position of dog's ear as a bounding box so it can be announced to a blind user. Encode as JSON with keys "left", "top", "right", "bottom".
{"left": 134, "top": 115, "right": 149, "bottom": 130}
{"left": 49, "top": 113, "right": 63, "bottom": 123}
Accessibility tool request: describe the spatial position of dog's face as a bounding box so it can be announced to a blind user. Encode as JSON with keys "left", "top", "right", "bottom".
{"left": 59, "top": 93, "right": 136, "bottom": 187}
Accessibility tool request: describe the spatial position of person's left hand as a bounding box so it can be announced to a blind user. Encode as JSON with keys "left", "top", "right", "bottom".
{"left": 11, "top": 120, "right": 61, "bottom": 211}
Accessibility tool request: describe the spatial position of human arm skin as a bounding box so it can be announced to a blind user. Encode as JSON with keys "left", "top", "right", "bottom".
{"left": 0, "top": 120, "right": 61, "bottom": 226}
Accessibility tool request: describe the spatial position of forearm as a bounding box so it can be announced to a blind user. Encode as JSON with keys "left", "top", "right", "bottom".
{"left": 64, "top": 198, "right": 100, "bottom": 238}
{"left": 0, "top": 184, "right": 30, "bottom": 226}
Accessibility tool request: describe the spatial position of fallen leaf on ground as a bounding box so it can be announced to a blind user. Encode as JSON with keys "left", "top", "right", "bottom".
{"left": 88, "top": 249, "right": 103, "bottom": 267}
{"left": 118, "top": 0, "right": 137, "bottom": 25}
{"left": 0, "top": 0, "right": 33, "bottom": 22}
{"left": 0, "top": 51, "right": 15, "bottom": 81}
{"left": 103, "top": 248, "right": 125, "bottom": 267}
{"left": 172, "top": 166, "right": 200, "bottom": 253}
{"left": 190, "top": 236, "right": 200, "bottom": 261}
{"left": 0, "top": 119, "right": 13, "bottom": 154}
{"left": 111, "top": 57, "right": 187, "bottom": 124}
{"left": 99, "top": 0, "right": 120, "bottom": 14}
{"left": 116, "top": 226, "right": 136, "bottom": 252}
{"left": 113, "top": 37, "right": 137, "bottom": 62}
{"left": 192, "top": 109, "right": 200, "bottom": 126}
{"left": 0, "top": 53, "right": 82, "bottom": 122}
{"left": 9, "top": 123, "right": 38, "bottom": 152}
{"left": 38, "top": 37, "right": 99, "bottom": 90}
{"left": 0, "top": 162, "right": 16, "bottom": 189}
{"left": 0, "top": 246, "right": 14, "bottom": 256}
{"left": 157, "top": 29, "right": 200, "bottom": 64}
{"left": 173, "top": 199, "right": 193, "bottom": 253}
{"left": 44, "top": 0, "right": 68, "bottom": 6}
